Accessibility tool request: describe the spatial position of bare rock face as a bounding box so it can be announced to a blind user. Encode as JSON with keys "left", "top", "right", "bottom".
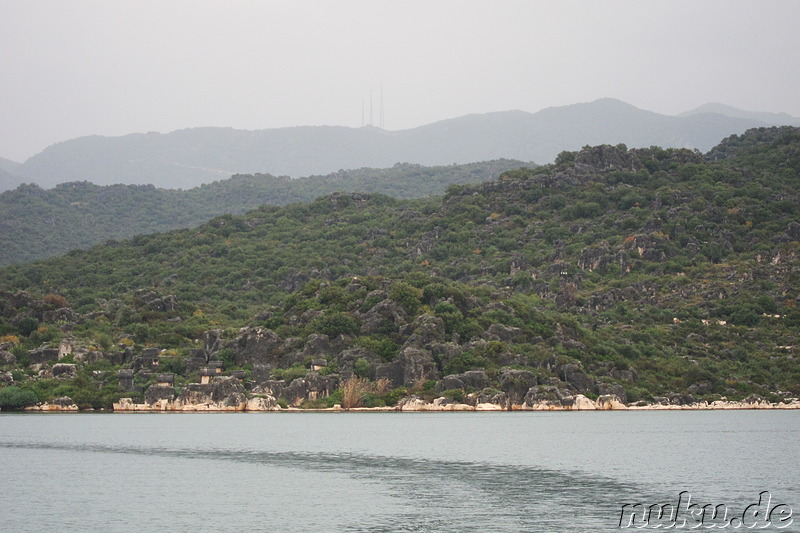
{"left": 465, "top": 389, "right": 508, "bottom": 407}
{"left": 400, "top": 314, "right": 446, "bottom": 349}
{"left": 485, "top": 323, "right": 523, "bottom": 342}
{"left": 376, "top": 347, "right": 439, "bottom": 388}
{"left": 134, "top": 290, "right": 178, "bottom": 312}
{"left": 574, "top": 144, "right": 646, "bottom": 173}
{"left": 27, "top": 346, "right": 60, "bottom": 365}
{"left": 230, "top": 327, "right": 282, "bottom": 366}
{"left": 0, "top": 371, "right": 13, "bottom": 384}
{"left": 145, "top": 385, "right": 176, "bottom": 405}
{"left": 210, "top": 376, "right": 247, "bottom": 407}
{"left": 281, "top": 373, "right": 338, "bottom": 406}
{"left": 597, "top": 394, "right": 627, "bottom": 410}
{"left": 246, "top": 396, "right": 281, "bottom": 411}
{"left": 175, "top": 376, "right": 247, "bottom": 409}
{"left": 523, "top": 385, "right": 574, "bottom": 409}
{"left": 397, "top": 395, "right": 427, "bottom": 411}
{"left": 597, "top": 382, "right": 628, "bottom": 403}
{"left": 361, "top": 299, "right": 407, "bottom": 334}
{"left": 27, "top": 396, "right": 79, "bottom": 411}
{"left": 0, "top": 349, "right": 16, "bottom": 365}
{"left": 52, "top": 363, "right": 77, "bottom": 379}
{"left": 499, "top": 369, "right": 538, "bottom": 406}
{"left": 437, "top": 370, "right": 490, "bottom": 392}
{"left": 557, "top": 364, "right": 596, "bottom": 395}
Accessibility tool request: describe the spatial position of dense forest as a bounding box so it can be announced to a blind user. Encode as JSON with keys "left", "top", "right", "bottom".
{"left": 0, "top": 159, "right": 529, "bottom": 265}
{"left": 1, "top": 127, "right": 798, "bottom": 410}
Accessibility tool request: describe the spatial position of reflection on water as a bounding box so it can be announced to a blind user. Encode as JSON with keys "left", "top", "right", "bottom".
{"left": 1, "top": 411, "right": 797, "bottom": 532}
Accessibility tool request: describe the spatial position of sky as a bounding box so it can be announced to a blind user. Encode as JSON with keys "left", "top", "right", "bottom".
{"left": 1, "top": 0, "right": 799, "bottom": 162}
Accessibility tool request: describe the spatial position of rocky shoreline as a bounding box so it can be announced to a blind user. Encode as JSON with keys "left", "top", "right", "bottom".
{"left": 16, "top": 392, "right": 798, "bottom": 413}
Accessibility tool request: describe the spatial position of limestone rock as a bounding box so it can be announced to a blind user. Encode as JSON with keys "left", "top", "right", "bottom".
{"left": 361, "top": 299, "right": 407, "bottom": 334}
{"left": 246, "top": 395, "right": 281, "bottom": 411}
{"left": 499, "top": 369, "right": 538, "bottom": 406}
{"left": 400, "top": 314, "right": 445, "bottom": 349}
{"left": 375, "top": 346, "right": 438, "bottom": 388}
{"left": 597, "top": 394, "right": 627, "bottom": 410}
{"left": 230, "top": 327, "right": 281, "bottom": 366}
{"left": 145, "top": 385, "right": 175, "bottom": 406}
{"left": 557, "top": 363, "right": 595, "bottom": 394}
{"left": 52, "top": 363, "right": 77, "bottom": 379}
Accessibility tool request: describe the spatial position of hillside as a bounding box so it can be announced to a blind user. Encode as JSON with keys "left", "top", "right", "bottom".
{"left": 0, "top": 159, "right": 530, "bottom": 266}
{"left": 12, "top": 99, "right": 786, "bottom": 190}
{"left": 0, "top": 127, "right": 798, "bottom": 411}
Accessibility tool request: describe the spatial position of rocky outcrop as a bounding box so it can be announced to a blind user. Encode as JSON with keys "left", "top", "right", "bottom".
{"left": 436, "top": 370, "right": 490, "bottom": 392}
{"left": 114, "top": 376, "right": 261, "bottom": 411}
{"left": 375, "top": 346, "right": 438, "bottom": 387}
{"left": 144, "top": 385, "right": 175, "bottom": 407}
{"left": 52, "top": 363, "right": 77, "bottom": 379}
{"left": 245, "top": 396, "right": 281, "bottom": 411}
{"left": 360, "top": 299, "right": 407, "bottom": 334}
{"left": 557, "top": 364, "right": 595, "bottom": 395}
{"left": 498, "top": 369, "right": 538, "bottom": 407}
{"left": 25, "top": 396, "right": 79, "bottom": 411}
{"left": 282, "top": 373, "right": 338, "bottom": 407}
{"left": 133, "top": 289, "right": 178, "bottom": 312}
{"left": 229, "top": 327, "right": 282, "bottom": 366}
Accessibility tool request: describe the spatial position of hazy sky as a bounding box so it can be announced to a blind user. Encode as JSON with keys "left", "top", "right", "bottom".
{"left": 1, "top": 0, "right": 799, "bottom": 162}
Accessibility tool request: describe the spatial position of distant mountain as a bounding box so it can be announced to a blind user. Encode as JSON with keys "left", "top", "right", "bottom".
{"left": 0, "top": 167, "right": 21, "bottom": 192}
{"left": 0, "top": 156, "right": 21, "bottom": 174}
{"left": 0, "top": 157, "right": 24, "bottom": 191}
{"left": 13, "top": 98, "right": 791, "bottom": 190}
{"left": 680, "top": 102, "right": 800, "bottom": 126}
{"left": 0, "top": 159, "right": 531, "bottom": 265}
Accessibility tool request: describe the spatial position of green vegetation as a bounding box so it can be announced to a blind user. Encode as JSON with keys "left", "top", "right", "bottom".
{"left": 0, "top": 159, "right": 531, "bottom": 266}
{"left": 0, "top": 127, "right": 798, "bottom": 409}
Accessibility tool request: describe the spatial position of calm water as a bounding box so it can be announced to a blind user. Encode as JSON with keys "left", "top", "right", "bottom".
{"left": 0, "top": 411, "right": 798, "bottom": 532}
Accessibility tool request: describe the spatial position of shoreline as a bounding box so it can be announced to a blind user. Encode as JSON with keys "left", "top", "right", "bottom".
{"left": 14, "top": 393, "right": 800, "bottom": 413}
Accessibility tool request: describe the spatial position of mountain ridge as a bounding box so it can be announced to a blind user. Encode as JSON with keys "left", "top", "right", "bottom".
{"left": 0, "top": 159, "right": 532, "bottom": 266}
{"left": 10, "top": 99, "right": 798, "bottom": 191}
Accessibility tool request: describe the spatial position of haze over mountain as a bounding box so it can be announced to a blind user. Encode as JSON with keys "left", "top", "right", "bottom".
{"left": 7, "top": 99, "right": 799, "bottom": 191}
{"left": 680, "top": 103, "right": 800, "bottom": 126}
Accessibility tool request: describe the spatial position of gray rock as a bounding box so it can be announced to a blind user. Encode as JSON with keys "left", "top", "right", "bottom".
{"left": 52, "top": 363, "right": 77, "bottom": 379}
{"left": 51, "top": 396, "right": 76, "bottom": 408}
{"left": 597, "top": 382, "right": 628, "bottom": 403}
{"left": 144, "top": 385, "right": 175, "bottom": 405}
{"left": 376, "top": 347, "right": 439, "bottom": 388}
{"left": 524, "top": 385, "right": 575, "bottom": 408}
{"left": 231, "top": 327, "right": 281, "bottom": 365}
{"left": 400, "top": 314, "right": 446, "bottom": 349}
{"left": 485, "top": 323, "right": 523, "bottom": 342}
{"left": 361, "top": 299, "right": 407, "bottom": 334}
{"left": 499, "top": 369, "right": 538, "bottom": 406}
{"left": 557, "top": 363, "right": 595, "bottom": 394}
{"left": 0, "top": 349, "right": 16, "bottom": 365}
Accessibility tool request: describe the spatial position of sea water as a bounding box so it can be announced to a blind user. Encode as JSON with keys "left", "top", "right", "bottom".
{"left": 1, "top": 410, "right": 797, "bottom": 532}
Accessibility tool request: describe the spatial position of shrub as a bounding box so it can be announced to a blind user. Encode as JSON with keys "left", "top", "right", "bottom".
{"left": 0, "top": 386, "right": 39, "bottom": 410}
{"left": 441, "top": 388, "right": 464, "bottom": 403}
{"left": 310, "top": 312, "right": 359, "bottom": 337}
{"left": 341, "top": 377, "right": 369, "bottom": 409}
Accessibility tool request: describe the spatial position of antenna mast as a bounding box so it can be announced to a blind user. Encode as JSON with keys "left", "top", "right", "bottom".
{"left": 380, "top": 84, "right": 384, "bottom": 129}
